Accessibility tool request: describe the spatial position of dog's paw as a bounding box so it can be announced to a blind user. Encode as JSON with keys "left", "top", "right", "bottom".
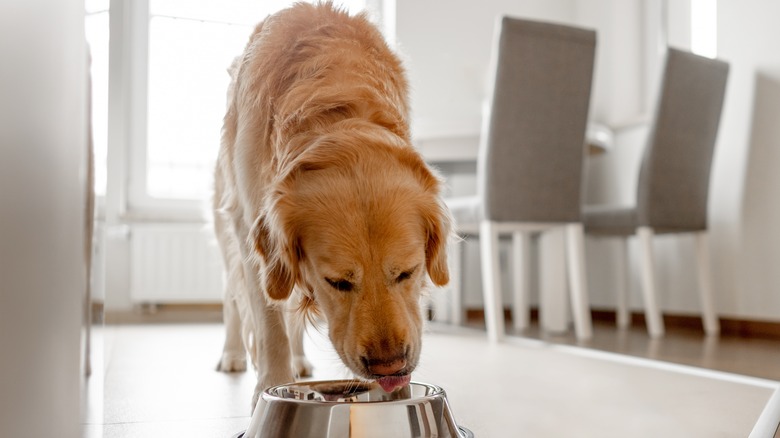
{"left": 251, "top": 388, "right": 261, "bottom": 413}
{"left": 292, "top": 355, "right": 314, "bottom": 378}
{"left": 216, "top": 351, "right": 247, "bottom": 373}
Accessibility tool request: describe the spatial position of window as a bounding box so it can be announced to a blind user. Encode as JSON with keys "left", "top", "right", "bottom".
{"left": 690, "top": 0, "right": 717, "bottom": 58}
{"left": 123, "top": 0, "right": 371, "bottom": 217}
{"left": 85, "top": 0, "right": 110, "bottom": 196}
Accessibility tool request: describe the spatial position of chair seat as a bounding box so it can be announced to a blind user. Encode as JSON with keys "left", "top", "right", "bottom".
{"left": 445, "top": 196, "right": 482, "bottom": 233}
{"left": 584, "top": 205, "right": 707, "bottom": 235}
{"left": 583, "top": 205, "right": 638, "bottom": 236}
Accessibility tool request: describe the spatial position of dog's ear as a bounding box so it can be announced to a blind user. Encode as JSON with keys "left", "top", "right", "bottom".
{"left": 421, "top": 197, "right": 452, "bottom": 287}
{"left": 398, "top": 149, "right": 452, "bottom": 287}
{"left": 252, "top": 143, "right": 336, "bottom": 301}
{"left": 391, "top": 146, "right": 453, "bottom": 286}
{"left": 251, "top": 211, "right": 299, "bottom": 301}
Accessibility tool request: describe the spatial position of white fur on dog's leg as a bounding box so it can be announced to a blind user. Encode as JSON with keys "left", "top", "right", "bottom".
{"left": 217, "top": 293, "right": 247, "bottom": 373}
{"left": 286, "top": 300, "right": 314, "bottom": 378}
{"left": 244, "top": 271, "right": 296, "bottom": 412}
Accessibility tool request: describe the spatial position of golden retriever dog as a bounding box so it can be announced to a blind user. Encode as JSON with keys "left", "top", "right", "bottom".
{"left": 213, "top": 1, "right": 451, "bottom": 407}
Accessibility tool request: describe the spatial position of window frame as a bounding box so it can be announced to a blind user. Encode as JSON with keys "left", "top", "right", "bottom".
{"left": 124, "top": 0, "right": 209, "bottom": 220}
{"left": 107, "top": 0, "right": 382, "bottom": 222}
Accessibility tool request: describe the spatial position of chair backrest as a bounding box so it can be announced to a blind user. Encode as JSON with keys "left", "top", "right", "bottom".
{"left": 636, "top": 48, "right": 729, "bottom": 232}
{"left": 478, "top": 16, "right": 596, "bottom": 223}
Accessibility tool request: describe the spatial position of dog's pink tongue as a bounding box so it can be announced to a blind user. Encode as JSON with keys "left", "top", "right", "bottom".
{"left": 377, "top": 374, "right": 412, "bottom": 393}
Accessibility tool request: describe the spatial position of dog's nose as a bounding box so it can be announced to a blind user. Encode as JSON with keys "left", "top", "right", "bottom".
{"left": 364, "top": 356, "right": 407, "bottom": 376}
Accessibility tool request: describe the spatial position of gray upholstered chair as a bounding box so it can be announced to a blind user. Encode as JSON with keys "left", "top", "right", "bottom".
{"left": 584, "top": 48, "right": 729, "bottom": 338}
{"left": 446, "top": 17, "right": 597, "bottom": 342}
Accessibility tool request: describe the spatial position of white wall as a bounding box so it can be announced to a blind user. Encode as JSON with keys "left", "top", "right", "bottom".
{"left": 0, "top": 0, "right": 88, "bottom": 436}
{"left": 574, "top": 0, "right": 647, "bottom": 127}
{"left": 714, "top": 0, "right": 780, "bottom": 320}
{"left": 395, "top": 0, "right": 577, "bottom": 140}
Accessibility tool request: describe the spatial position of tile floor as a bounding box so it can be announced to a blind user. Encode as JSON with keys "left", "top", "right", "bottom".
{"left": 81, "top": 319, "right": 780, "bottom": 437}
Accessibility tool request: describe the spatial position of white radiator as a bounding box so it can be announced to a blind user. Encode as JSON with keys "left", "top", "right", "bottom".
{"left": 130, "top": 223, "right": 224, "bottom": 303}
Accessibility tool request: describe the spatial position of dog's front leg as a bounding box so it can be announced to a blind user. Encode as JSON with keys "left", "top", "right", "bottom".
{"left": 234, "top": 216, "right": 296, "bottom": 410}
{"left": 214, "top": 207, "right": 248, "bottom": 373}
{"left": 216, "top": 291, "right": 247, "bottom": 372}
{"left": 286, "top": 302, "right": 313, "bottom": 378}
{"left": 241, "top": 256, "right": 296, "bottom": 409}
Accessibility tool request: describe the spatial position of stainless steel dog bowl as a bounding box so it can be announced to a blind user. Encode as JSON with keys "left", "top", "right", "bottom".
{"left": 235, "top": 379, "right": 473, "bottom": 438}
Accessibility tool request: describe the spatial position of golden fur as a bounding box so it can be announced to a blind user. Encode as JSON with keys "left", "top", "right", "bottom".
{"left": 213, "top": 2, "right": 451, "bottom": 407}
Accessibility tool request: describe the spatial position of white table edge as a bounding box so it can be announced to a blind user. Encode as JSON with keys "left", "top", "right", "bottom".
{"left": 751, "top": 387, "right": 780, "bottom": 438}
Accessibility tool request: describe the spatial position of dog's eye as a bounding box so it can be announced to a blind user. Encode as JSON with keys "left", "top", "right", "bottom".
{"left": 325, "top": 278, "right": 354, "bottom": 292}
{"left": 395, "top": 268, "right": 416, "bottom": 284}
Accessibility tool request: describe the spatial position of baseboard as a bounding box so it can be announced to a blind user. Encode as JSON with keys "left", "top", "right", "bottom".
{"left": 100, "top": 302, "right": 780, "bottom": 341}
{"left": 103, "top": 302, "right": 223, "bottom": 324}
{"left": 463, "top": 308, "right": 780, "bottom": 341}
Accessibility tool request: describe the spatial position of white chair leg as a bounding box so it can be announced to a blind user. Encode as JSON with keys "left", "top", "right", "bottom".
{"left": 615, "top": 237, "right": 631, "bottom": 328}
{"left": 448, "top": 236, "right": 463, "bottom": 326}
{"left": 695, "top": 231, "right": 720, "bottom": 336}
{"left": 637, "top": 227, "right": 665, "bottom": 338}
{"left": 539, "top": 227, "right": 568, "bottom": 334}
{"left": 480, "top": 220, "right": 505, "bottom": 342}
{"left": 565, "top": 223, "right": 592, "bottom": 340}
{"left": 511, "top": 231, "right": 530, "bottom": 332}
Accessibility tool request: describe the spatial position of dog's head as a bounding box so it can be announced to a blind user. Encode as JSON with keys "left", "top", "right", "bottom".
{"left": 251, "top": 126, "right": 451, "bottom": 388}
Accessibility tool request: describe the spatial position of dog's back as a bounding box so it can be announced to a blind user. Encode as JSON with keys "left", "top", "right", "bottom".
{"left": 224, "top": 3, "right": 410, "bottom": 182}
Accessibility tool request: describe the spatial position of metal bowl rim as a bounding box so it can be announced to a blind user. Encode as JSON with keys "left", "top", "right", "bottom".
{"left": 233, "top": 426, "right": 472, "bottom": 438}
{"left": 261, "top": 379, "right": 447, "bottom": 405}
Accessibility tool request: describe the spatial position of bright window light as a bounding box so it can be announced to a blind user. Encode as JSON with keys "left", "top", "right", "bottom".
{"left": 145, "top": 0, "right": 368, "bottom": 200}
{"left": 691, "top": 0, "right": 717, "bottom": 58}
{"left": 146, "top": 14, "right": 250, "bottom": 199}
{"left": 85, "top": 1, "right": 109, "bottom": 196}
